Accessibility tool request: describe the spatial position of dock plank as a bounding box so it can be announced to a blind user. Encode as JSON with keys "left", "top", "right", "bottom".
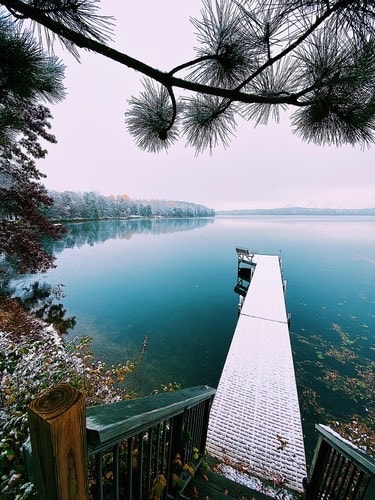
{"left": 207, "top": 254, "right": 306, "bottom": 493}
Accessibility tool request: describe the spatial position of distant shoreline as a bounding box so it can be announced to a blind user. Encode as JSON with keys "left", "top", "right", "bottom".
{"left": 215, "top": 208, "right": 375, "bottom": 216}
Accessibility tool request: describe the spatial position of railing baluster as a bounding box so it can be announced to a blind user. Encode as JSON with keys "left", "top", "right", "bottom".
{"left": 351, "top": 469, "right": 365, "bottom": 499}
{"left": 137, "top": 432, "right": 144, "bottom": 498}
{"left": 95, "top": 451, "right": 104, "bottom": 500}
{"left": 126, "top": 437, "right": 133, "bottom": 499}
{"left": 196, "top": 403, "right": 203, "bottom": 444}
{"left": 165, "top": 418, "right": 174, "bottom": 498}
{"left": 336, "top": 456, "right": 352, "bottom": 497}
{"left": 200, "top": 398, "right": 212, "bottom": 453}
{"left": 190, "top": 405, "right": 198, "bottom": 455}
{"left": 315, "top": 442, "right": 334, "bottom": 497}
{"left": 113, "top": 444, "right": 120, "bottom": 500}
{"left": 155, "top": 423, "right": 161, "bottom": 474}
{"left": 325, "top": 448, "right": 340, "bottom": 495}
{"left": 329, "top": 450, "right": 345, "bottom": 496}
{"left": 146, "top": 426, "right": 154, "bottom": 495}
{"left": 184, "top": 408, "right": 192, "bottom": 462}
{"left": 160, "top": 420, "right": 168, "bottom": 474}
{"left": 341, "top": 462, "right": 357, "bottom": 499}
{"left": 195, "top": 405, "right": 201, "bottom": 443}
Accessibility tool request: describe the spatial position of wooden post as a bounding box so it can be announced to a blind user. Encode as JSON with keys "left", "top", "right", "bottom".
{"left": 28, "top": 383, "right": 89, "bottom": 500}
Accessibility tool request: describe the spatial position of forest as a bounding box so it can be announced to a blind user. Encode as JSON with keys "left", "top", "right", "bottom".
{"left": 45, "top": 191, "right": 215, "bottom": 220}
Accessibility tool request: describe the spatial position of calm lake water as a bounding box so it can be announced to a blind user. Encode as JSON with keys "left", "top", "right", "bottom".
{"left": 29, "top": 216, "right": 375, "bottom": 462}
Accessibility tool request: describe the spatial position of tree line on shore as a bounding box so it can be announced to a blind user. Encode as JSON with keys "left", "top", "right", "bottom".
{"left": 45, "top": 191, "right": 215, "bottom": 220}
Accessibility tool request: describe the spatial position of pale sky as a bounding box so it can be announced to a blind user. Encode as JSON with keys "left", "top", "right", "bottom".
{"left": 38, "top": 0, "right": 375, "bottom": 211}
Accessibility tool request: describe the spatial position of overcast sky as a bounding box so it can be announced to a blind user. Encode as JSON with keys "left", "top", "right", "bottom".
{"left": 38, "top": 0, "right": 375, "bottom": 210}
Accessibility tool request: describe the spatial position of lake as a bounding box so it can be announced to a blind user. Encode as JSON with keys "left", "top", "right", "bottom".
{"left": 28, "top": 216, "right": 375, "bottom": 462}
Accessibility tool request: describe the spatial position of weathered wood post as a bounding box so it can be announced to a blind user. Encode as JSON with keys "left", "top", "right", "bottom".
{"left": 28, "top": 383, "right": 89, "bottom": 499}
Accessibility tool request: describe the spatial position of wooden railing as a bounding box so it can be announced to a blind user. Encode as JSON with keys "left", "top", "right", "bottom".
{"left": 26, "top": 384, "right": 215, "bottom": 499}
{"left": 306, "top": 424, "right": 375, "bottom": 499}
{"left": 26, "top": 385, "right": 375, "bottom": 499}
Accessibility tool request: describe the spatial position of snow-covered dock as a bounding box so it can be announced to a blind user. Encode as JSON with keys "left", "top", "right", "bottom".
{"left": 207, "top": 252, "right": 307, "bottom": 493}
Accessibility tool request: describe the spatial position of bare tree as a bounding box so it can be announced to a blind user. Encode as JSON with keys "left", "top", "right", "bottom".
{"left": 1, "top": 0, "right": 375, "bottom": 153}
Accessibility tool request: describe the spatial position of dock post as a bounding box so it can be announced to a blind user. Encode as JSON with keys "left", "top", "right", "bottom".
{"left": 28, "top": 383, "right": 89, "bottom": 499}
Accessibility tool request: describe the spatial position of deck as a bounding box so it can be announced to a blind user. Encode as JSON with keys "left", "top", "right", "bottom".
{"left": 206, "top": 253, "right": 307, "bottom": 493}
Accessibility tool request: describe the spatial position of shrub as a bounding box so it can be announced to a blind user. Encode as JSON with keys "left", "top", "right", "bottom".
{"left": 0, "top": 299, "right": 134, "bottom": 498}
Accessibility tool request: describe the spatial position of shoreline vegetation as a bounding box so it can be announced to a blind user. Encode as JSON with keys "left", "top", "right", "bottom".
{"left": 0, "top": 298, "right": 146, "bottom": 498}
{"left": 45, "top": 191, "right": 215, "bottom": 221}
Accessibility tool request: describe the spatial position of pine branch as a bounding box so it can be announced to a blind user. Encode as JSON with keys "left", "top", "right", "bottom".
{"left": 0, "top": 0, "right": 303, "bottom": 107}
{"left": 169, "top": 55, "right": 218, "bottom": 77}
{"left": 3, "top": 0, "right": 374, "bottom": 150}
{"left": 235, "top": 0, "right": 339, "bottom": 92}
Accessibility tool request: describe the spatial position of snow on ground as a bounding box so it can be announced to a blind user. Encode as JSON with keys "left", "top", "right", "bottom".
{"left": 217, "top": 463, "right": 301, "bottom": 499}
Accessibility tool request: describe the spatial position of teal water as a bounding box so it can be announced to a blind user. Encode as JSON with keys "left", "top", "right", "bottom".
{"left": 28, "top": 216, "right": 375, "bottom": 461}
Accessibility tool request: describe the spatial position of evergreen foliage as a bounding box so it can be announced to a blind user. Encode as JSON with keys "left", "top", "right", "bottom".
{"left": 1, "top": 0, "right": 374, "bottom": 153}
{"left": 0, "top": 12, "right": 65, "bottom": 285}
{"left": 0, "top": 14, "right": 64, "bottom": 146}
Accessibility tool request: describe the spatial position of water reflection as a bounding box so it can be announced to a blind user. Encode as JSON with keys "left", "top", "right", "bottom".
{"left": 51, "top": 218, "right": 214, "bottom": 253}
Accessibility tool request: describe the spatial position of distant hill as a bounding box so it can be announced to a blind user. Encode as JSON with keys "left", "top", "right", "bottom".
{"left": 215, "top": 207, "right": 375, "bottom": 216}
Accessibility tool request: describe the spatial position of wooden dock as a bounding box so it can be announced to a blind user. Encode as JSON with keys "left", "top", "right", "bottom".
{"left": 206, "top": 251, "right": 306, "bottom": 493}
